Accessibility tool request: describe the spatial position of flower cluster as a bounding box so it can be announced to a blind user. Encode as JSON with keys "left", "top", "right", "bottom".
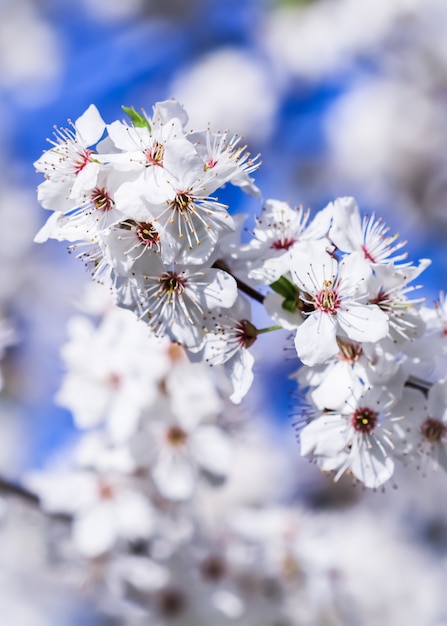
{"left": 34, "top": 100, "right": 447, "bottom": 495}
{"left": 26, "top": 293, "right": 350, "bottom": 625}
{"left": 34, "top": 101, "right": 260, "bottom": 350}
{"left": 29, "top": 295, "right": 233, "bottom": 549}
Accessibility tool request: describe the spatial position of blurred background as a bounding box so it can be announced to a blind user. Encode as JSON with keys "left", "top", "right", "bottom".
{"left": 2, "top": 0, "right": 447, "bottom": 623}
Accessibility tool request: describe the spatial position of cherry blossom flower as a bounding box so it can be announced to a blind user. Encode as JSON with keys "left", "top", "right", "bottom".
{"left": 247, "top": 199, "right": 333, "bottom": 283}
{"left": 106, "top": 99, "right": 189, "bottom": 169}
{"left": 129, "top": 262, "right": 238, "bottom": 350}
{"left": 300, "top": 386, "right": 406, "bottom": 488}
{"left": 28, "top": 470, "right": 155, "bottom": 558}
{"left": 329, "top": 196, "right": 408, "bottom": 264}
{"left": 55, "top": 307, "right": 171, "bottom": 442}
{"left": 115, "top": 139, "right": 237, "bottom": 265}
{"left": 147, "top": 420, "right": 233, "bottom": 501}
{"left": 296, "top": 336, "right": 407, "bottom": 413}
{"left": 188, "top": 128, "right": 261, "bottom": 197}
{"left": 34, "top": 104, "right": 106, "bottom": 212}
{"left": 403, "top": 380, "right": 447, "bottom": 473}
{"left": 290, "top": 241, "right": 389, "bottom": 366}
{"left": 202, "top": 296, "right": 258, "bottom": 404}
{"left": 366, "top": 259, "right": 430, "bottom": 340}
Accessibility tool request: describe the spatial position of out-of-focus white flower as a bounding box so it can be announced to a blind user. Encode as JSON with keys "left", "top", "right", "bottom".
{"left": 403, "top": 380, "right": 447, "bottom": 473}
{"left": 144, "top": 418, "right": 233, "bottom": 501}
{"left": 170, "top": 48, "right": 279, "bottom": 143}
{"left": 28, "top": 470, "right": 155, "bottom": 558}
{"left": 0, "top": 1, "right": 62, "bottom": 106}
{"left": 55, "top": 307, "right": 171, "bottom": 441}
{"left": 163, "top": 350, "right": 223, "bottom": 429}
{"left": 324, "top": 78, "right": 446, "bottom": 220}
{"left": 127, "top": 347, "right": 230, "bottom": 501}
{"left": 262, "top": 0, "right": 421, "bottom": 81}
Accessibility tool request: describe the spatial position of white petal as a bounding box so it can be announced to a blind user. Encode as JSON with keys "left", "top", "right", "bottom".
{"left": 300, "top": 414, "right": 347, "bottom": 458}
{"left": 290, "top": 240, "right": 337, "bottom": 294}
{"left": 263, "top": 291, "right": 303, "bottom": 330}
{"left": 115, "top": 492, "right": 154, "bottom": 539}
{"left": 113, "top": 179, "right": 153, "bottom": 221}
{"left": 212, "top": 590, "right": 244, "bottom": 619}
{"left": 428, "top": 379, "right": 447, "bottom": 421}
{"left": 226, "top": 349, "right": 255, "bottom": 404}
{"left": 435, "top": 444, "right": 447, "bottom": 472}
{"left": 106, "top": 395, "right": 143, "bottom": 444}
{"left": 306, "top": 203, "right": 333, "bottom": 239}
{"left": 70, "top": 161, "right": 100, "bottom": 199}
{"left": 167, "top": 363, "right": 222, "bottom": 427}
{"left": 107, "top": 120, "right": 146, "bottom": 152}
{"left": 119, "top": 556, "right": 169, "bottom": 592}
{"left": 75, "top": 104, "right": 106, "bottom": 146}
{"left": 154, "top": 99, "right": 189, "bottom": 127}
{"left": 350, "top": 436, "right": 394, "bottom": 488}
{"left": 311, "top": 363, "right": 362, "bottom": 411}
{"left": 162, "top": 139, "right": 203, "bottom": 187}
{"left": 34, "top": 211, "right": 63, "bottom": 243}
{"left": 190, "top": 425, "right": 232, "bottom": 476}
{"left": 337, "top": 303, "right": 388, "bottom": 343}
{"left": 294, "top": 313, "right": 339, "bottom": 366}
{"left": 152, "top": 451, "right": 196, "bottom": 501}
{"left": 174, "top": 234, "right": 219, "bottom": 266}
{"left": 337, "top": 251, "right": 373, "bottom": 294}
{"left": 37, "top": 179, "right": 77, "bottom": 213}
{"left": 73, "top": 502, "right": 116, "bottom": 557}
{"left": 329, "top": 197, "right": 362, "bottom": 253}
{"left": 201, "top": 269, "right": 238, "bottom": 310}
{"left": 55, "top": 376, "right": 109, "bottom": 429}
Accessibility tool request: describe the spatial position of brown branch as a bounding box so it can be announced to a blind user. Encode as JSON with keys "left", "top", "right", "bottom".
{"left": 0, "top": 475, "right": 71, "bottom": 522}
{"left": 404, "top": 375, "right": 432, "bottom": 397}
{"left": 0, "top": 476, "right": 40, "bottom": 505}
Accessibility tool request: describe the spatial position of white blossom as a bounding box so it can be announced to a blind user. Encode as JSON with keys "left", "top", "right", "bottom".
{"left": 300, "top": 386, "right": 405, "bottom": 488}
{"left": 34, "top": 104, "right": 106, "bottom": 212}
{"left": 290, "top": 242, "right": 389, "bottom": 366}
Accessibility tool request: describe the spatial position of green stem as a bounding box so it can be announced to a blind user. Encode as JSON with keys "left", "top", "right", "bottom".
{"left": 256, "top": 325, "right": 283, "bottom": 335}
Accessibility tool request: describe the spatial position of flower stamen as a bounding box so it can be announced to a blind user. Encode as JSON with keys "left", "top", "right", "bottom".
{"left": 420, "top": 418, "right": 446, "bottom": 443}
{"left": 351, "top": 407, "right": 378, "bottom": 434}
{"left": 314, "top": 280, "right": 341, "bottom": 314}
{"left": 91, "top": 187, "right": 114, "bottom": 212}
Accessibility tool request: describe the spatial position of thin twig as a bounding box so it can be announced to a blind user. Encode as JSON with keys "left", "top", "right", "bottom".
{"left": 0, "top": 475, "right": 71, "bottom": 522}
{"left": 404, "top": 375, "right": 432, "bottom": 397}
{"left": 0, "top": 476, "right": 40, "bottom": 505}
